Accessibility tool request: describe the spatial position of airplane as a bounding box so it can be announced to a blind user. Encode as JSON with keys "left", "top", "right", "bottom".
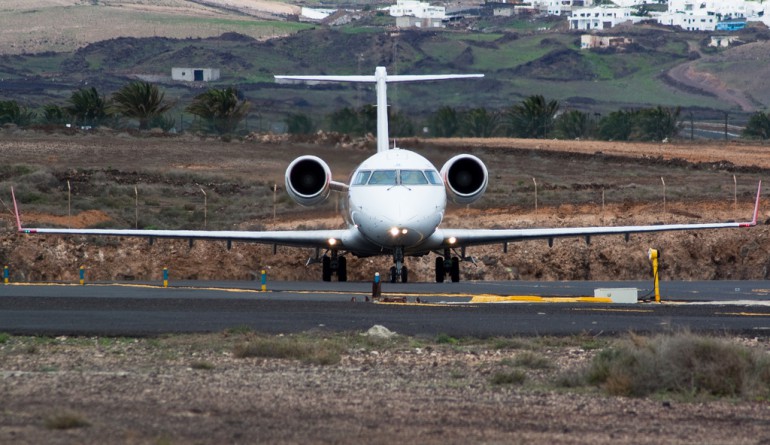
{"left": 11, "top": 66, "right": 762, "bottom": 283}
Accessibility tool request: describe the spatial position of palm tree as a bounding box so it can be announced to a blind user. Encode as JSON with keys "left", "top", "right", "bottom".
{"left": 111, "top": 81, "right": 173, "bottom": 130}
{"left": 554, "top": 110, "right": 594, "bottom": 139}
{"left": 430, "top": 106, "right": 459, "bottom": 137}
{"left": 186, "top": 87, "right": 250, "bottom": 135}
{"left": 632, "top": 106, "right": 681, "bottom": 141}
{"left": 66, "top": 87, "right": 112, "bottom": 127}
{"left": 40, "top": 104, "right": 68, "bottom": 125}
{"left": 328, "top": 107, "right": 360, "bottom": 135}
{"left": 743, "top": 111, "right": 770, "bottom": 140}
{"left": 506, "top": 95, "right": 560, "bottom": 138}
{"left": 459, "top": 108, "right": 500, "bottom": 137}
{"left": 0, "top": 100, "right": 35, "bottom": 126}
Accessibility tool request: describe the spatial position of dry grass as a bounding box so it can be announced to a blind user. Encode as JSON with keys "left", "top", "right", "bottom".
{"left": 584, "top": 332, "right": 770, "bottom": 399}
{"left": 44, "top": 411, "right": 90, "bottom": 430}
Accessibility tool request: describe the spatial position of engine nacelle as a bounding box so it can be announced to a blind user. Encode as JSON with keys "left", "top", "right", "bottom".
{"left": 440, "top": 154, "right": 488, "bottom": 205}
{"left": 285, "top": 155, "right": 332, "bottom": 207}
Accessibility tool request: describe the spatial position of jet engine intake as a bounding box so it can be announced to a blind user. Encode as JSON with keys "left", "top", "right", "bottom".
{"left": 441, "top": 154, "right": 488, "bottom": 204}
{"left": 285, "top": 155, "right": 332, "bottom": 206}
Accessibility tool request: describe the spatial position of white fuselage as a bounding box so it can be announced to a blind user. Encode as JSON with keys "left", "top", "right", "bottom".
{"left": 346, "top": 148, "right": 446, "bottom": 254}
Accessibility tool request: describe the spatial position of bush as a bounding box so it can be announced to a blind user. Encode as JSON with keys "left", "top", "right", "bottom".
{"left": 491, "top": 370, "right": 526, "bottom": 385}
{"left": 585, "top": 333, "right": 770, "bottom": 399}
{"left": 233, "top": 335, "right": 342, "bottom": 365}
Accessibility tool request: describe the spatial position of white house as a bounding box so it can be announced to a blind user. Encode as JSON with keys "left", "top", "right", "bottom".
{"left": 387, "top": 0, "right": 446, "bottom": 19}
{"left": 535, "top": 0, "right": 594, "bottom": 16}
{"left": 569, "top": 6, "right": 644, "bottom": 30}
{"left": 657, "top": 0, "right": 770, "bottom": 30}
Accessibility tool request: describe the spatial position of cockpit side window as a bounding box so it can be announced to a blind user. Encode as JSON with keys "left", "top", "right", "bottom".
{"left": 368, "top": 170, "right": 397, "bottom": 185}
{"left": 424, "top": 170, "right": 443, "bottom": 185}
{"left": 352, "top": 170, "right": 371, "bottom": 186}
{"left": 400, "top": 170, "right": 429, "bottom": 185}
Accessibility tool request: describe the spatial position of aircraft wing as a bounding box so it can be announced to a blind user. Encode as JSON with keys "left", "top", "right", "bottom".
{"left": 436, "top": 181, "right": 762, "bottom": 248}
{"left": 11, "top": 189, "right": 350, "bottom": 249}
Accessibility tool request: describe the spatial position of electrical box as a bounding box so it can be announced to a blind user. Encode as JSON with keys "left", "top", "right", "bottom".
{"left": 594, "top": 288, "right": 638, "bottom": 304}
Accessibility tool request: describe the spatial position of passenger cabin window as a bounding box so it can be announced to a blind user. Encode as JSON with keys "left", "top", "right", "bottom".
{"left": 352, "top": 170, "right": 371, "bottom": 186}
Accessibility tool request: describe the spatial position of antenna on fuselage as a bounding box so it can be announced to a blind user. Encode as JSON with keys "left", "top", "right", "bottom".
{"left": 275, "top": 67, "right": 483, "bottom": 153}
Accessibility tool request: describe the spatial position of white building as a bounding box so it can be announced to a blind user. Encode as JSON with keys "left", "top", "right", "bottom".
{"left": 569, "top": 6, "right": 644, "bottom": 30}
{"left": 536, "top": 0, "right": 594, "bottom": 16}
{"left": 171, "top": 68, "right": 220, "bottom": 82}
{"left": 657, "top": 0, "right": 770, "bottom": 30}
{"left": 387, "top": 0, "right": 446, "bottom": 19}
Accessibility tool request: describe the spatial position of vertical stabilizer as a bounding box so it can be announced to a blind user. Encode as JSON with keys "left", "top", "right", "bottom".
{"left": 276, "top": 67, "right": 483, "bottom": 153}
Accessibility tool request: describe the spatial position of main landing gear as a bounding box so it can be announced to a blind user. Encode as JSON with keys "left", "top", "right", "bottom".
{"left": 435, "top": 248, "right": 460, "bottom": 283}
{"left": 320, "top": 250, "right": 347, "bottom": 282}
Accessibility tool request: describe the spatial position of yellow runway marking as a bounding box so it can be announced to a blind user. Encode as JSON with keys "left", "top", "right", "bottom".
{"left": 571, "top": 307, "right": 655, "bottom": 313}
{"left": 716, "top": 312, "right": 770, "bottom": 317}
{"left": 470, "top": 295, "right": 614, "bottom": 304}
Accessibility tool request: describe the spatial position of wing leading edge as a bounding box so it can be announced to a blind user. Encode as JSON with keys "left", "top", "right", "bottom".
{"left": 11, "top": 188, "right": 351, "bottom": 250}
{"left": 436, "top": 181, "right": 762, "bottom": 248}
{"left": 11, "top": 181, "right": 762, "bottom": 252}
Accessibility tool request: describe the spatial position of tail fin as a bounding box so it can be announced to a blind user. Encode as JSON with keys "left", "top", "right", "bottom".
{"left": 276, "top": 67, "right": 483, "bottom": 153}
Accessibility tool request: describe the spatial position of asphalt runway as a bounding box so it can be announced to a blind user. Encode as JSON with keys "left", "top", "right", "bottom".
{"left": 0, "top": 280, "right": 769, "bottom": 337}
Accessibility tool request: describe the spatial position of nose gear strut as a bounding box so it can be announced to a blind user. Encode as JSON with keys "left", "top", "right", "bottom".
{"left": 389, "top": 247, "right": 408, "bottom": 283}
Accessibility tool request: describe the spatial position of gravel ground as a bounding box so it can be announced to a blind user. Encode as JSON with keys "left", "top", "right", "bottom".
{"left": 1, "top": 331, "right": 769, "bottom": 444}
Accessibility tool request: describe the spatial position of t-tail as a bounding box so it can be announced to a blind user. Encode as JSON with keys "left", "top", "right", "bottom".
{"left": 275, "top": 67, "right": 483, "bottom": 153}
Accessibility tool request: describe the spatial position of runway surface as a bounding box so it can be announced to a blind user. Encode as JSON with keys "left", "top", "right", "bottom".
{"left": 1, "top": 280, "right": 769, "bottom": 337}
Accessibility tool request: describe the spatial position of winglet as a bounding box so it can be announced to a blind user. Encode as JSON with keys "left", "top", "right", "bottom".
{"left": 11, "top": 187, "right": 23, "bottom": 232}
{"left": 741, "top": 180, "right": 762, "bottom": 227}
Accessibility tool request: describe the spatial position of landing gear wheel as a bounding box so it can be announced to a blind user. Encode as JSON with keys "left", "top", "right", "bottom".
{"left": 435, "top": 257, "right": 445, "bottom": 283}
{"left": 389, "top": 266, "right": 397, "bottom": 283}
{"left": 401, "top": 266, "right": 408, "bottom": 283}
{"left": 322, "top": 256, "right": 332, "bottom": 282}
{"left": 337, "top": 256, "right": 347, "bottom": 282}
{"left": 450, "top": 257, "right": 460, "bottom": 283}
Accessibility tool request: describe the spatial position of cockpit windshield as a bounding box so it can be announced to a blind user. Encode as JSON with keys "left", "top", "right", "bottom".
{"left": 351, "top": 169, "right": 443, "bottom": 186}
{"left": 368, "top": 170, "right": 398, "bottom": 185}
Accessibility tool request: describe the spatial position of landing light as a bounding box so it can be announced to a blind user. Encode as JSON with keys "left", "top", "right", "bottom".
{"left": 328, "top": 238, "right": 338, "bottom": 246}
{"left": 448, "top": 236, "right": 457, "bottom": 245}
{"left": 389, "top": 227, "right": 400, "bottom": 237}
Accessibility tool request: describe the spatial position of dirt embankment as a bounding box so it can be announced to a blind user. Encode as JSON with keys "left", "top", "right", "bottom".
{"left": 2, "top": 132, "right": 770, "bottom": 283}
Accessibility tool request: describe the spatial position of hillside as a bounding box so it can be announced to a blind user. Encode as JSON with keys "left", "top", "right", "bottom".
{"left": 1, "top": 3, "right": 770, "bottom": 127}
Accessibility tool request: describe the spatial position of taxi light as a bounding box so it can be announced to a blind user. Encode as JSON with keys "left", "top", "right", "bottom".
{"left": 328, "top": 238, "right": 337, "bottom": 246}
{"left": 401, "top": 228, "right": 408, "bottom": 235}
{"left": 448, "top": 236, "right": 457, "bottom": 244}
{"left": 389, "top": 227, "right": 400, "bottom": 237}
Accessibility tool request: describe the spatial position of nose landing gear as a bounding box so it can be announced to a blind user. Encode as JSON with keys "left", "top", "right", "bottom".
{"left": 389, "top": 247, "right": 408, "bottom": 283}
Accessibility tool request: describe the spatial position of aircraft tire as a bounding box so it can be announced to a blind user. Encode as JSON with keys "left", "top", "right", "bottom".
{"left": 337, "top": 256, "right": 347, "bottom": 282}
{"left": 435, "top": 257, "right": 445, "bottom": 283}
{"left": 389, "top": 266, "right": 397, "bottom": 283}
{"left": 322, "top": 256, "right": 332, "bottom": 282}
{"left": 402, "top": 266, "right": 408, "bottom": 283}
{"left": 450, "top": 257, "right": 460, "bottom": 283}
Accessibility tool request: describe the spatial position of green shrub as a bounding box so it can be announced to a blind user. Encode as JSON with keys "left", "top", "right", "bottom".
{"left": 491, "top": 370, "right": 526, "bottom": 385}
{"left": 585, "top": 333, "right": 770, "bottom": 399}
{"left": 233, "top": 335, "right": 342, "bottom": 365}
